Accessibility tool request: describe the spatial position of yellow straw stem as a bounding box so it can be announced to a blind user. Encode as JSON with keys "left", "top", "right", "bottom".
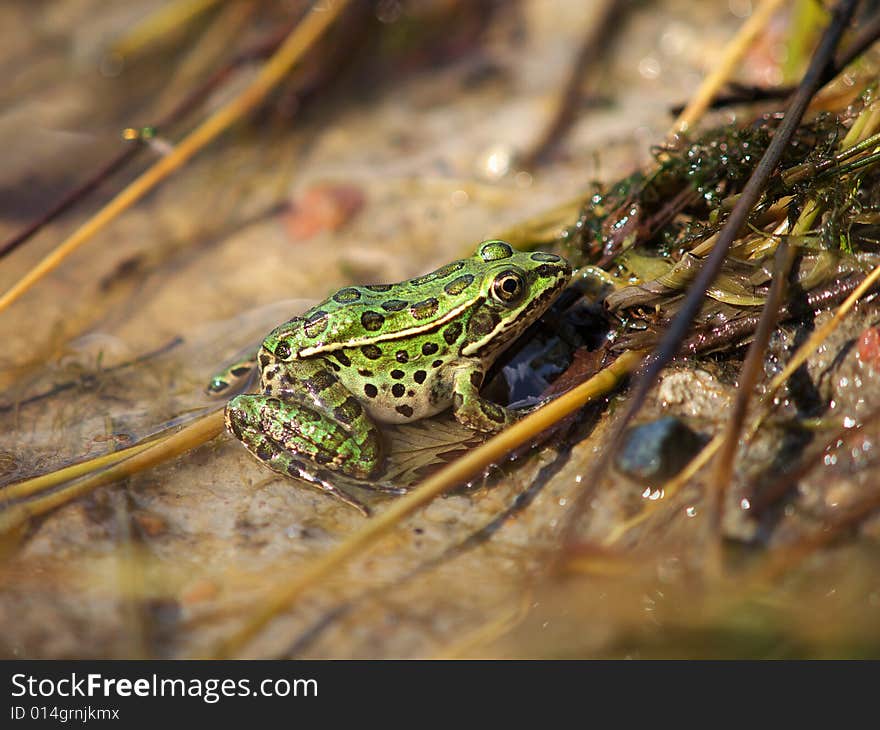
{"left": 210, "top": 349, "right": 644, "bottom": 658}
{"left": 110, "top": 0, "right": 225, "bottom": 60}
{"left": 0, "top": 0, "right": 350, "bottom": 316}
{"left": 670, "top": 0, "right": 788, "bottom": 137}
{"left": 0, "top": 410, "right": 225, "bottom": 534}
{"left": 0, "top": 439, "right": 157, "bottom": 502}
{"left": 766, "top": 263, "right": 880, "bottom": 396}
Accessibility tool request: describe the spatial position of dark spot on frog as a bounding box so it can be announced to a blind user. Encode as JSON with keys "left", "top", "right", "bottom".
{"left": 303, "top": 310, "right": 329, "bottom": 338}
{"left": 410, "top": 261, "right": 463, "bottom": 286}
{"left": 444, "top": 273, "right": 475, "bottom": 296}
{"left": 411, "top": 297, "right": 439, "bottom": 320}
{"left": 530, "top": 252, "right": 562, "bottom": 263}
{"left": 358, "top": 368, "right": 373, "bottom": 377}
{"left": 365, "top": 284, "right": 392, "bottom": 292}
{"left": 422, "top": 342, "right": 438, "bottom": 356}
{"left": 391, "top": 369, "right": 405, "bottom": 379}
{"left": 432, "top": 359, "right": 443, "bottom": 368}
{"left": 407, "top": 390, "right": 415, "bottom": 398}
{"left": 392, "top": 383, "right": 405, "bottom": 398}
{"left": 433, "top": 261, "right": 465, "bottom": 279}
{"left": 480, "top": 401, "right": 506, "bottom": 423}
{"left": 364, "top": 383, "right": 378, "bottom": 398}
{"left": 259, "top": 353, "right": 271, "bottom": 368}
{"left": 396, "top": 404, "right": 414, "bottom": 418}
{"left": 478, "top": 241, "right": 513, "bottom": 261}
{"left": 467, "top": 310, "right": 499, "bottom": 337}
{"left": 314, "top": 451, "right": 333, "bottom": 465}
{"left": 361, "top": 310, "right": 385, "bottom": 331}
{"left": 535, "top": 263, "right": 561, "bottom": 278}
{"left": 361, "top": 344, "right": 382, "bottom": 360}
{"left": 227, "top": 412, "right": 244, "bottom": 440}
{"left": 255, "top": 442, "right": 275, "bottom": 461}
{"left": 304, "top": 369, "right": 336, "bottom": 394}
{"left": 296, "top": 405, "right": 321, "bottom": 422}
{"left": 382, "top": 299, "right": 408, "bottom": 312}
{"left": 413, "top": 370, "right": 427, "bottom": 384}
{"left": 443, "top": 321, "right": 463, "bottom": 344}
{"left": 334, "top": 352, "right": 352, "bottom": 367}
{"left": 470, "top": 371, "right": 483, "bottom": 388}
{"left": 333, "top": 287, "right": 362, "bottom": 304}
{"left": 396, "top": 350, "right": 409, "bottom": 363}
{"left": 333, "top": 396, "right": 363, "bottom": 425}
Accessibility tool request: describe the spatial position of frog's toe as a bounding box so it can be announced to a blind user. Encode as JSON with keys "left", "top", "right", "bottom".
{"left": 359, "top": 480, "right": 407, "bottom": 495}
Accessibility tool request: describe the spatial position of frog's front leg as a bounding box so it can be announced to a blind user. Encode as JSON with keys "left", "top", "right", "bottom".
{"left": 225, "top": 368, "right": 385, "bottom": 515}
{"left": 450, "top": 363, "right": 517, "bottom": 433}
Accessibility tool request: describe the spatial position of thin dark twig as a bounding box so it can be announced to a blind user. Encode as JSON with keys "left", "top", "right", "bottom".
{"left": 669, "top": 8, "right": 880, "bottom": 115}
{"left": 520, "top": 0, "right": 629, "bottom": 169}
{"left": 0, "top": 20, "right": 297, "bottom": 261}
{"left": 559, "top": 0, "right": 859, "bottom": 551}
{"left": 707, "top": 239, "right": 795, "bottom": 573}
{"left": 0, "top": 336, "right": 183, "bottom": 414}
{"left": 0, "top": 146, "right": 142, "bottom": 259}
{"left": 679, "top": 272, "right": 870, "bottom": 355}
{"left": 748, "top": 404, "right": 880, "bottom": 515}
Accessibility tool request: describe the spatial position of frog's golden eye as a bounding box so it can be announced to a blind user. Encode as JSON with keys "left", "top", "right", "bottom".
{"left": 491, "top": 270, "right": 525, "bottom": 306}
{"left": 274, "top": 341, "right": 292, "bottom": 359}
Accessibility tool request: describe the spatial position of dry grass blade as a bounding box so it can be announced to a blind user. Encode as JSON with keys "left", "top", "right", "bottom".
{"left": 766, "top": 263, "right": 880, "bottom": 396}
{"left": 520, "top": 0, "right": 627, "bottom": 168}
{"left": 0, "top": 0, "right": 350, "bottom": 316}
{"left": 209, "top": 349, "right": 643, "bottom": 658}
{"left": 0, "top": 410, "right": 225, "bottom": 535}
{"left": 109, "top": 0, "right": 225, "bottom": 60}
{"left": 707, "top": 240, "right": 795, "bottom": 575}
{"left": 670, "top": 0, "right": 789, "bottom": 137}
{"left": 1, "top": 439, "right": 157, "bottom": 502}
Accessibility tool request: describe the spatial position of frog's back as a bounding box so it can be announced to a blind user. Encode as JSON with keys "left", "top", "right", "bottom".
{"left": 277, "top": 258, "right": 482, "bottom": 357}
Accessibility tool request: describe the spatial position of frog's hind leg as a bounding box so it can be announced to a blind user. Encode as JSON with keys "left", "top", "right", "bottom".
{"left": 225, "top": 389, "right": 385, "bottom": 515}
{"left": 206, "top": 353, "right": 258, "bottom": 396}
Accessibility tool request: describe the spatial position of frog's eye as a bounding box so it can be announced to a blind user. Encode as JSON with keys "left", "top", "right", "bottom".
{"left": 274, "top": 341, "right": 292, "bottom": 359}
{"left": 491, "top": 270, "right": 526, "bottom": 306}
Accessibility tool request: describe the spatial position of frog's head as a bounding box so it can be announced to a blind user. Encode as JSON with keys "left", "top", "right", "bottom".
{"left": 462, "top": 240, "right": 571, "bottom": 361}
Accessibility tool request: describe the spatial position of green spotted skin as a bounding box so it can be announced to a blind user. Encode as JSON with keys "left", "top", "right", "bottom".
{"left": 209, "top": 240, "right": 571, "bottom": 514}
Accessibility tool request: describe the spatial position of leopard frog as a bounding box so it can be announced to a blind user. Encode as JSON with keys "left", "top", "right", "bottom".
{"left": 207, "top": 240, "right": 571, "bottom": 513}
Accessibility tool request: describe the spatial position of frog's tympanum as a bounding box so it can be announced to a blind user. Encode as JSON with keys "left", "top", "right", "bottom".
{"left": 208, "top": 240, "right": 571, "bottom": 512}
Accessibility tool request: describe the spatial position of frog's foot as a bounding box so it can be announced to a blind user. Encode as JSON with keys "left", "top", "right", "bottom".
{"left": 225, "top": 393, "right": 385, "bottom": 515}
{"left": 355, "top": 480, "right": 408, "bottom": 495}
{"left": 450, "top": 366, "right": 517, "bottom": 433}
{"left": 206, "top": 355, "right": 258, "bottom": 397}
{"left": 236, "top": 432, "right": 372, "bottom": 515}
